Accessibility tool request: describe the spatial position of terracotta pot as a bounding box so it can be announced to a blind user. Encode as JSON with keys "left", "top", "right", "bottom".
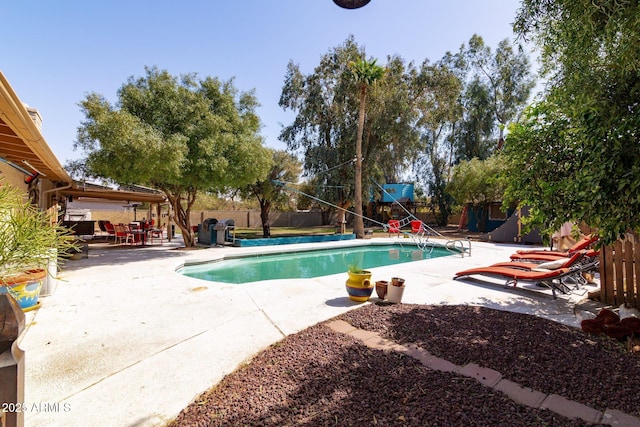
{"left": 391, "top": 277, "right": 405, "bottom": 287}
{"left": 375, "top": 280, "right": 388, "bottom": 300}
{"left": 345, "top": 270, "right": 373, "bottom": 302}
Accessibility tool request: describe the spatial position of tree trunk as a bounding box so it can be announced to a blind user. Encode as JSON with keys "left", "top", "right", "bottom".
{"left": 260, "top": 200, "right": 271, "bottom": 238}
{"left": 169, "top": 195, "right": 195, "bottom": 247}
{"left": 353, "top": 86, "right": 366, "bottom": 239}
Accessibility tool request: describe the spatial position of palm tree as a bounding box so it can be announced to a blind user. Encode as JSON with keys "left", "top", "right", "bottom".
{"left": 350, "top": 58, "right": 384, "bottom": 238}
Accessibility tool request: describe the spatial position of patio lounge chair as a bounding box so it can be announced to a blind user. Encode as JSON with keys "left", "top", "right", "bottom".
{"left": 512, "top": 234, "right": 598, "bottom": 258}
{"left": 510, "top": 247, "right": 600, "bottom": 262}
{"left": 493, "top": 250, "right": 585, "bottom": 271}
{"left": 454, "top": 259, "right": 597, "bottom": 299}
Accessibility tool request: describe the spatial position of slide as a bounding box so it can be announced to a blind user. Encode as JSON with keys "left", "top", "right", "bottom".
{"left": 479, "top": 207, "right": 542, "bottom": 245}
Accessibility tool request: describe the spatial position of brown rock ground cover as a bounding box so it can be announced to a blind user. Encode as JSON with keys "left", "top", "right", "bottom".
{"left": 170, "top": 304, "right": 639, "bottom": 426}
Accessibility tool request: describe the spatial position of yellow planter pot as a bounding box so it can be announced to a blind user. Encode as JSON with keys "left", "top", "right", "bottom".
{"left": 345, "top": 270, "right": 373, "bottom": 302}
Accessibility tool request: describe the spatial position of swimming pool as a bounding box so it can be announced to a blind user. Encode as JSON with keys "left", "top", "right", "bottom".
{"left": 180, "top": 243, "right": 454, "bottom": 284}
{"left": 233, "top": 233, "right": 355, "bottom": 247}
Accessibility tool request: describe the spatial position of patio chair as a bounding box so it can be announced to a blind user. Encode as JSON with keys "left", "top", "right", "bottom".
{"left": 103, "top": 221, "right": 116, "bottom": 241}
{"left": 114, "top": 224, "right": 134, "bottom": 245}
{"left": 387, "top": 219, "right": 400, "bottom": 237}
{"left": 147, "top": 228, "right": 164, "bottom": 245}
{"left": 513, "top": 235, "right": 598, "bottom": 258}
{"left": 493, "top": 250, "right": 586, "bottom": 271}
{"left": 510, "top": 245, "right": 600, "bottom": 262}
{"left": 410, "top": 220, "right": 424, "bottom": 234}
{"left": 454, "top": 259, "right": 597, "bottom": 299}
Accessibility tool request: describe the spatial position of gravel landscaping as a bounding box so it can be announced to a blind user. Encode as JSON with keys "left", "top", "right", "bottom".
{"left": 170, "top": 304, "right": 639, "bottom": 426}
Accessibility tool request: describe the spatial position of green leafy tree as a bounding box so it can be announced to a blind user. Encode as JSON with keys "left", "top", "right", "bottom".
{"left": 412, "top": 36, "right": 532, "bottom": 225}
{"left": 428, "top": 155, "right": 455, "bottom": 226}
{"left": 511, "top": 0, "right": 640, "bottom": 243}
{"left": 279, "top": 37, "right": 421, "bottom": 231}
{"left": 350, "top": 57, "right": 385, "bottom": 238}
{"left": 457, "top": 77, "right": 495, "bottom": 161}
{"left": 366, "top": 55, "right": 423, "bottom": 184}
{"left": 242, "top": 149, "right": 301, "bottom": 237}
{"left": 413, "top": 59, "right": 464, "bottom": 225}
{"left": 279, "top": 38, "right": 361, "bottom": 227}
{"left": 75, "top": 67, "right": 271, "bottom": 247}
{"left": 447, "top": 156, "right": 506, "bottom": 232}
{"left": 465, "top": 35, "right": 536, "bottom": 146}
{"left": 502, "top": 101, "right": 585, "bottom": 236}
{"left": 451, "top": 35, "right": 535, "bottom": 161}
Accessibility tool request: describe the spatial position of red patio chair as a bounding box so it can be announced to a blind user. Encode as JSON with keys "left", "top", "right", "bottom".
{"left": 104, "top": 222, "right": 116, "bottom": 241}
{"left": 147, "top": 228, "right": 164, "bottom": 245}
{"left": 114, "top": 224, "right": 134, "bottom": 245}
{"left": 387, "top": 220, "right": 400, "bottom": 237}
{"left": 410, "top": 220, "right": 423, "bottom": 234}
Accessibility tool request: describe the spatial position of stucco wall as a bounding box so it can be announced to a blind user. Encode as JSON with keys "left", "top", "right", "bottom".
{"left": 0, "top": 163, "right": 27, "bottom": 190}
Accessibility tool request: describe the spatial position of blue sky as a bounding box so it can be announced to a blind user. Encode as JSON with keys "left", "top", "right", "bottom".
{"left": 2, "top": 0, "right": 533, "bottom": 165}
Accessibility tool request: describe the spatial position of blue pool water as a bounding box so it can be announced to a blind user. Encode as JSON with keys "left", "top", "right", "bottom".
{"left": 180, "top": 244, "right": 453, "bottom": 284}
{"left": 233, "top": 233, "right": 355, "bottom": 247}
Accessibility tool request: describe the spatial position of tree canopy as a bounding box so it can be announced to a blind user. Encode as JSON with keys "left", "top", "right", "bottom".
{"left": 75, "top": 67, "right": 271, "bottom": 246}
{"left": 507, "top": 0, "right": 640, "bottom": 243}
{"left": 415, "top": 35, "right": 533, "bottom": 224}
{"left": 241, "top": 149, "right": 302, "bottom": 237}
{"left": 279, "top": 36, "right": 421, "bottom": 226}
{"left": 447, "top": 156, "right": 506, "bottom": 232}
{"left": 280, "top": 35, "right": 533, "bottom": 228}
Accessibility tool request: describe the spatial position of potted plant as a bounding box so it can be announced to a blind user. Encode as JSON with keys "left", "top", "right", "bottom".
{"left": 345, "top": 263, "right": 373, "bottom": 302}
{"left": 0, "top": 180, "right": 78, "bottom": 310}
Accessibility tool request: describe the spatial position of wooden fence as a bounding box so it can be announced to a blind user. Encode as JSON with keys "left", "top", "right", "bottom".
{"left": 599, "top": 231, "right": 640, "bottom": 309}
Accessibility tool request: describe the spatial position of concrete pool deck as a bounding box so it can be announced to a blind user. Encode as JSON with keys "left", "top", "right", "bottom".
{"left": 16, "top": 236, "right": 598, "bottom": 426}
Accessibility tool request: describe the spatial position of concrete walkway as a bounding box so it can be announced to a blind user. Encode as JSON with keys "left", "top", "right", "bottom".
{"left": 17, "top": 237, "right": 598, "bottom": 426}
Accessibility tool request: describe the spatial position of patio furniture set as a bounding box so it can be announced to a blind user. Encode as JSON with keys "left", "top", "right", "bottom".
{"left": 100, "top": 220, "right": 164, "bottom": 246}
